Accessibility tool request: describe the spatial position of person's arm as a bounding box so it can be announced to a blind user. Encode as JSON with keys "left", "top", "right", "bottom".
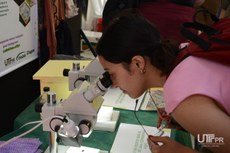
{"left": 172, "top": 95, "right": 230, "bottom": 153}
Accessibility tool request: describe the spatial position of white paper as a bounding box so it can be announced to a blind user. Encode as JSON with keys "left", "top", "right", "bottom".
{"left": 140, "top": 89, "right": 164, "bottom": 111}
{"left": 102, "top": 87, "right": 146, "bottom": 110}
{"left": 110, "top": 123, "right": 171, "bottom": 153}
{"left": 66, "top": 146, "right": 100, "bottom": 153}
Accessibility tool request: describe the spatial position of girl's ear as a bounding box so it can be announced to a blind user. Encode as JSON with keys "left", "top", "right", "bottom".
{"left": 132, "top": 55, "right": 145, "bottom": 70}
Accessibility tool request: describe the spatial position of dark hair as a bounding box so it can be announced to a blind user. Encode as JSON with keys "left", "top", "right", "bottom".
{"left": 96, "top": 9, "right": 180, "bottom": 75}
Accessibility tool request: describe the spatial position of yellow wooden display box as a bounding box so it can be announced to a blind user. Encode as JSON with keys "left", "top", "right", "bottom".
{"left": 33, "top": 60, "right": 91, "bottom": 101}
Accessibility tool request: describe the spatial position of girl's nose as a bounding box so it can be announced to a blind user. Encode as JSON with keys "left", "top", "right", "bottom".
{"left": 111, "top": 84, "right": 117, "bottom": 88}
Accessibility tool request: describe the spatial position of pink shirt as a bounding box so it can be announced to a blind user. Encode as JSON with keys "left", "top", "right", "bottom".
{"left": 164, "top": 56, "right": 230, "bottom": 115}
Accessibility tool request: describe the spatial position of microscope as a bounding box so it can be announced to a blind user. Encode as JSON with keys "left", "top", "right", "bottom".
{"left": 39, "top": 58, "right": 113, "bottom": 153}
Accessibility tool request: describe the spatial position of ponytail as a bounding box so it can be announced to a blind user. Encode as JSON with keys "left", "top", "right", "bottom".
{"left": 150, "top": 39, "right": 180, "bottom": 76}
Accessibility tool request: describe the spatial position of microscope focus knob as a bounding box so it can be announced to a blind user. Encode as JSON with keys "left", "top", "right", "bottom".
{"left": 63, "top": 68, "right": 70, "bottom": 77}
{"left": 78, "top": 120, "right": 92, "bottom": 135}
{"left": 35, "top": 103, "right": 43, "bottom": 112}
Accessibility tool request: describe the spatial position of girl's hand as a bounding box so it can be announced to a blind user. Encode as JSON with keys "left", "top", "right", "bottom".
{"left": 147, "top": 135, "right": 199, "bottom": 153}
{"left": 156, "top": 109, "right": 184, "bottom": 131}
{"left": 152, "top": 93, "right": 184, "bottom": 131}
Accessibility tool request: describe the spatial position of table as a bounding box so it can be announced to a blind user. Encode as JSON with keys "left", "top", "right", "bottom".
{"left": 0, "top": 97, "right": 192, "bottom": 152}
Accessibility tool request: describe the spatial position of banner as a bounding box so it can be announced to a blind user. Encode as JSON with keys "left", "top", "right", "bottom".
{"left": 0, "top": 0, "right": 38, "bottom": 77}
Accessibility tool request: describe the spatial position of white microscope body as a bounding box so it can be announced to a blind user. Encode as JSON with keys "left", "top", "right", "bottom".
{"left": 39, "top": 58, "right": 112, "bottom": 153}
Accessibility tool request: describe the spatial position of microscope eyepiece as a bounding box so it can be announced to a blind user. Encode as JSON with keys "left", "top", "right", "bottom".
{"left": 100, "top": 71, "right": 112, "bottom": 88}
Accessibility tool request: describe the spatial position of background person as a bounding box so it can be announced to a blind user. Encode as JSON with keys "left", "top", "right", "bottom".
{"left": 102, "top": 0, "right": 197, "bottom": 45}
